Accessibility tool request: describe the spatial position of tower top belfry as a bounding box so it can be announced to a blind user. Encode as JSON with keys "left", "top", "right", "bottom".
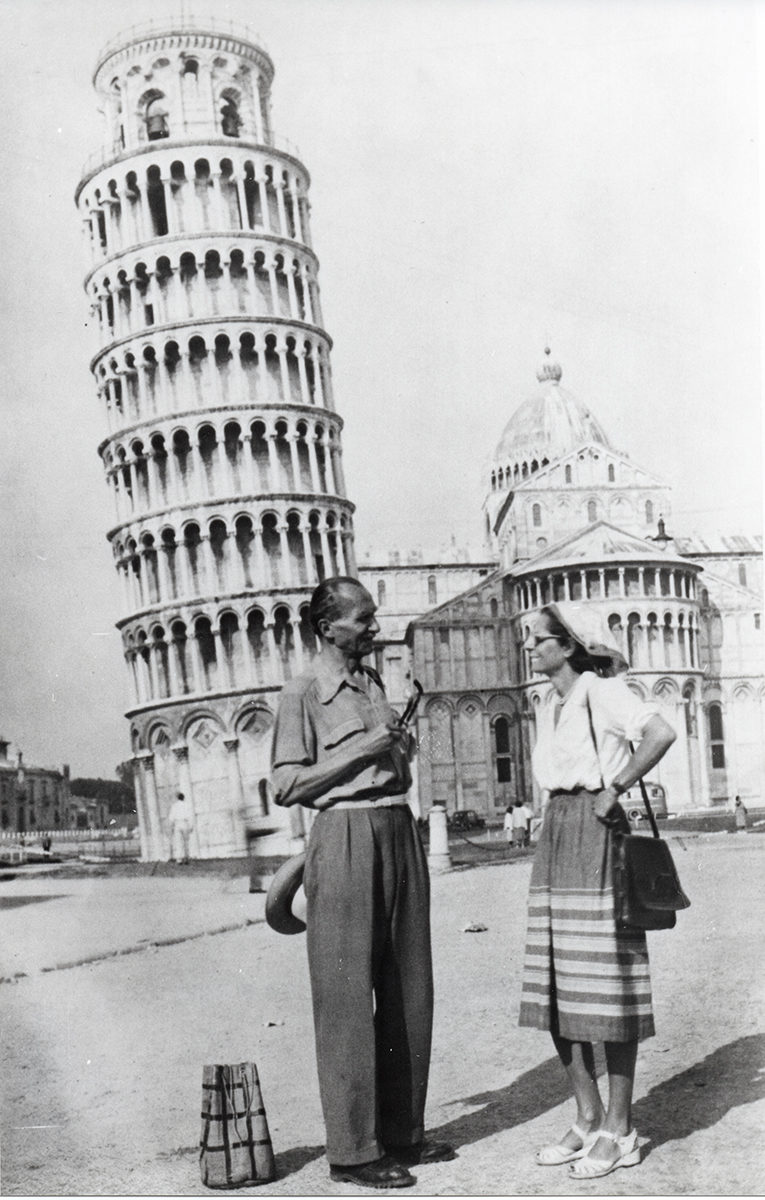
{"left": 88, "top": 19, "right": 277, "bottom": 167}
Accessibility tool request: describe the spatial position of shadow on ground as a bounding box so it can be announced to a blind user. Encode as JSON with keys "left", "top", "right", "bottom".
{"left": 413, "top": 1034, "right": 765, "bottom": 1156}
{"left": 634, "top": 1033, "right": 765, "bottom": 1148}
{"left": 0, "top": 894, "right": 70, "bottom": 909}
{"left": 428, "top": 1055, "right": 573, "bottom": 1149}
{"left": 273, "top": 1143, "right": 326, "bottom": 1179}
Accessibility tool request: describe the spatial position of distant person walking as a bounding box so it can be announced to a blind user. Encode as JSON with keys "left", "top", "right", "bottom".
{"left": 518, "top": 603, "right": 676, "bottom": 1180}
{"left": 734, "top": 796, "right": 748, "bottom": 832}
{"left": 503, "top": 805, "right": 514, "bottom": 843}
{"left": 512, "top": 800, "right": 529, "bottom": 849}
{"left": 168, "top": 792, "right": 193, "bottom": 863}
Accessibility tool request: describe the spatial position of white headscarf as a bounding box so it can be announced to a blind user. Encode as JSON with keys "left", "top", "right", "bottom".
{"left": 545, "top": 601, "right": 629, "bottom": 677}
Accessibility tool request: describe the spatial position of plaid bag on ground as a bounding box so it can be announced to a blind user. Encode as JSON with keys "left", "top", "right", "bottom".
{"left": 200, "top": 1062, "right": 276, "bottom": 1189}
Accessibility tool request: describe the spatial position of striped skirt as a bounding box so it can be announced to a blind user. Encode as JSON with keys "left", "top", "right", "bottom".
{"left": 519, "top": 789, "right": 655, "bottom": 1043}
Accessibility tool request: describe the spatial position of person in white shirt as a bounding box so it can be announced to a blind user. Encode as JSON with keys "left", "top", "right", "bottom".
{"left": 511, "top": 801, "right": 529, "bottom": 848}
{"left": 168, "top": 792, "right": 193, "bottom": 864}
{"left": 518, "top": 602, "right": 676, "bottom": 1180}
{"left": 503, "top": 805, "right": 514, "bottom": 842}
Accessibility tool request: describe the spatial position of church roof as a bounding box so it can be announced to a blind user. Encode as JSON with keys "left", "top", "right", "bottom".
{"left": 674, "top": 532, "right": 763, "bottom": 557}
{"left": 492, "top": 351, "right": 613, "bottom": 472}
{"left": 510, "top": 520, "right": 697, "bottom": 576}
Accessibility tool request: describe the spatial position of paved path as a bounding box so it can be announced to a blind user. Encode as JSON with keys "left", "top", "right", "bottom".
{"left": 1, "top": 836, "right": 763, "bottom": 1195}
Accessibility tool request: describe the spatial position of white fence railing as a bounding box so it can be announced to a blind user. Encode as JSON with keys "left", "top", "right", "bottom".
{"left": 0, "top": 828, "right": 136, "bottom": 841}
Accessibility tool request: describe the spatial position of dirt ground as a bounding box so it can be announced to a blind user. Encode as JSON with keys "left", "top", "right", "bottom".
{"left": 1, "top": 833, "right": 763, "bottom": 1197}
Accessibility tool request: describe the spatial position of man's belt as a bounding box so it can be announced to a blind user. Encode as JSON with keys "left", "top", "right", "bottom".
{"left": 329, "top": 794, "right": 409, "bottom": 811}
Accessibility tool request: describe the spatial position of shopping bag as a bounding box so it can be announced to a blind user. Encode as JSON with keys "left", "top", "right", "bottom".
{"left": 200, "top": 1062, "right": 276, "bottom": 1188}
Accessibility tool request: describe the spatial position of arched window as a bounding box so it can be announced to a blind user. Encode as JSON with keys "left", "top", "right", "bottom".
{"left": 738, "top": 563, "right": 748, "bottom": 587}
{"left": 377, "top": 579, "right": 386, "bottom": 607}
{"left": 532, "top": 503, "right": 542, "bottom": 528}
{"left": 683, "top": 684, "right": 697, "bottom": 737}
{"left": 493, "top": 717, "right": 513, "bottom": 783}
{"left": 565, "top": 464, "right": 572, "bottom": 483}
{"left": 587, "top": 499, "right": 597, "bottom": 522}
{"left": 221, "top": 96, "right": 242, "bottom": 137}
{"left": 708, "top": 703, "right": 725, "bottom": 769}
{"left": 608, "top": 464, "right": 615, "bottom": 482}
{"left": 645, "top": 499, "right": 654, "bottom": 525}
{"left": 145, "top": 96, "right": 169, "bottom": 140}
{"left": 428, "top": 575, "right": 437, "bottom": 605}
{"left": 182, "top": 58, "right": 198, "bottom": 78}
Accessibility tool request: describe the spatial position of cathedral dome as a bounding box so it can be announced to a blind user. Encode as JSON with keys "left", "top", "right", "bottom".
{"left": 491, "top": 351, "right": 612, "bottom": 483}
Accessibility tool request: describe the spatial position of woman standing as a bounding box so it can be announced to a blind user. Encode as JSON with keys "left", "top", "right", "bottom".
{"left": 518, "top": 602, "right": 676, "bottom": 1179}
{"left": 734, "top": 796, "right": 748, "bottom": 832}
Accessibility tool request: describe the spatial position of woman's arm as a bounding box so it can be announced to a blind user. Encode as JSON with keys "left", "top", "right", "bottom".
{"left": 594, "top": 714, "right": 676, "bottom": 819}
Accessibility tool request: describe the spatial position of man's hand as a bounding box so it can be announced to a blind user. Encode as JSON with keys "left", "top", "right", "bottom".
{"left": 355, "top": 722, "right": 408, "bottom": 763}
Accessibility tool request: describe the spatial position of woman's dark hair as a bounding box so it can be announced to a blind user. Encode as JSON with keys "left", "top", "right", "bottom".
{"left": 310, "top": 576, "right": 366, "bottom": 636}
{"left": 539, "top": 605, "right": 611, "bottom": 677}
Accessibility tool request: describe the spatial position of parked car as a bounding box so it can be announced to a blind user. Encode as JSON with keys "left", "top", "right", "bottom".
{"left": 447, "top": 808, "right": 486, "bottom": 832}
{"left": 623, "top": 783, "right": 668, "bottom": 823}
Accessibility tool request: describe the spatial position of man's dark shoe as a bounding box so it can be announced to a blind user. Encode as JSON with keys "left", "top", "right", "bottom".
{"left": 387, "top": 1140, "right": 457, "bottom": 1166}
{"left": 329, "top": 1155, "right": 416, "bottom": 1189}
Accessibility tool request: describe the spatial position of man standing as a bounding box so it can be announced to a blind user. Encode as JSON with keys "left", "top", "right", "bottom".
{"left": 167, "top": 791, "right": 193, "bottom": 863}
{"left": 271, "top": 577, "right": 453, "bottom": 1189}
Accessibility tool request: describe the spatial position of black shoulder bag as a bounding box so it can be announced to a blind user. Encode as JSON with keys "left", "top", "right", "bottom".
{"left": 586, "top": 696, "right": 691, "bottom": 931}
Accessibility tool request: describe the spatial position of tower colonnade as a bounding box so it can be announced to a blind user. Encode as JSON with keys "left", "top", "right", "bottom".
{"left": 111, "top": 501, "right": 354, "bottom": 616}
{"left": 121, "top": 592, "right": 319, "bottom": 708}
{"left": 100, "top": 412, "right": 347, "bottom": 522}
{"left": 93, "top": 325, "right": 334, "bottom": 436}
{"left": 86, "top": 238, "right": 324, "bottom": 345}
{"left": 78, "top": 147, "right": 312, "bottom": 266}
{"left": 76, "top": 21, "right": 356, "bottom": 859}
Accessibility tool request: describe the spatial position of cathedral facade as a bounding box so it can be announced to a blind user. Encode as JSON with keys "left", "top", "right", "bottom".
{"left": 406, "top": 353, "right": 763, "bottom": 819}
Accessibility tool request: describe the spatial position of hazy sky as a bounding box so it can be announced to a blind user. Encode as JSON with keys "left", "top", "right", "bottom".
{"left": 0, "top": 0, "right": 761, "bottom": 777}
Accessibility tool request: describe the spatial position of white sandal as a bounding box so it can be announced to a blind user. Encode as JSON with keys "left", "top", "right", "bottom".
{"left": 569, "top": 1128, "right": 641, "bottom": 1178}
{"left": 535, "top": 1122, "right": 599, "bottom": 1166}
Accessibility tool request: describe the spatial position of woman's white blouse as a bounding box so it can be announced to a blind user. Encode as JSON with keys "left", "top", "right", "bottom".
{"left": 531, "top": 672, "right": 661, "bottom": 792}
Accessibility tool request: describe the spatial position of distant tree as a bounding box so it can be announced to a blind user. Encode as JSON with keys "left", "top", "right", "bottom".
{"left": 69, "top": 777, "right": 134, "bottom": 814}
{"left": 116, "top": 759, "right": 136, "bottom": 790}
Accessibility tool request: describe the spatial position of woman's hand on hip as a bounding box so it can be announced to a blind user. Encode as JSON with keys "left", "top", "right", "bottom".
{"left": 593, "top": 786, "right": 620, "bottom": 823}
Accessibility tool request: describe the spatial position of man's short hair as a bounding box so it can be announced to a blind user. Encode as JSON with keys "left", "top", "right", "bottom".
{"left": 310, "top": 576, "right": 367, "bottom": 637}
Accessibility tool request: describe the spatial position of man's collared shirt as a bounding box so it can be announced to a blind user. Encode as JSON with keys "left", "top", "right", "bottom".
{"left": 271, "top": 655, "right": 411, "bottom": 808}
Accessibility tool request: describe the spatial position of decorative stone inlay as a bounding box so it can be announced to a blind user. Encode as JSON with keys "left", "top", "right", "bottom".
{"left": 192, "top": 720, "right": 218, "bottom": 749}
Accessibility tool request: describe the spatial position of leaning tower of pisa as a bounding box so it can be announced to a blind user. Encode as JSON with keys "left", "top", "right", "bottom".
{"left": 75, "top": 19, "right": 356, "bottom": 861}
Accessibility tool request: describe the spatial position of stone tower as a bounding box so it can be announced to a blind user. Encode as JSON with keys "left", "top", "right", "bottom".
{"left": 75, "top": 19, "right": 355, "bottom": 861}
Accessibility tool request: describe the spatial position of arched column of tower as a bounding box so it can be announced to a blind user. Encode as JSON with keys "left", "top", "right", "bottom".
{"left": 77, "top": 19, "right": 356, "bottom": 859}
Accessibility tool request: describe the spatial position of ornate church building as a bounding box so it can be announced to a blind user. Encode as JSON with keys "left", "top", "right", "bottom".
{"left": 405, "top": 352, "right": 763, "bottom": 819}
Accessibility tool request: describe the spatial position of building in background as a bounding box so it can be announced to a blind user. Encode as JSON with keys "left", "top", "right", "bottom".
{"left": 357, "top": 551, "right": 496, "bottom": 706}
{"left": 75, "top": 18, "right": 355, "bottom": 861}
{"left": 407, "top": 353, "right": 763, "bottom": 820}
{"left": 0, "top": 740, "right": 71, "bottom": 834}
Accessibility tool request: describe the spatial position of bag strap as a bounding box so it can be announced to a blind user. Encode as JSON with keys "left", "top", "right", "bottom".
{"left": 628, "top": 743, "right": 660, "bottom": 839}
{"left": 585, "top": 694, "right": 660, "bottom": 839}
{"left": 584, "top": 694, "right": 605, "bottom": 790}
